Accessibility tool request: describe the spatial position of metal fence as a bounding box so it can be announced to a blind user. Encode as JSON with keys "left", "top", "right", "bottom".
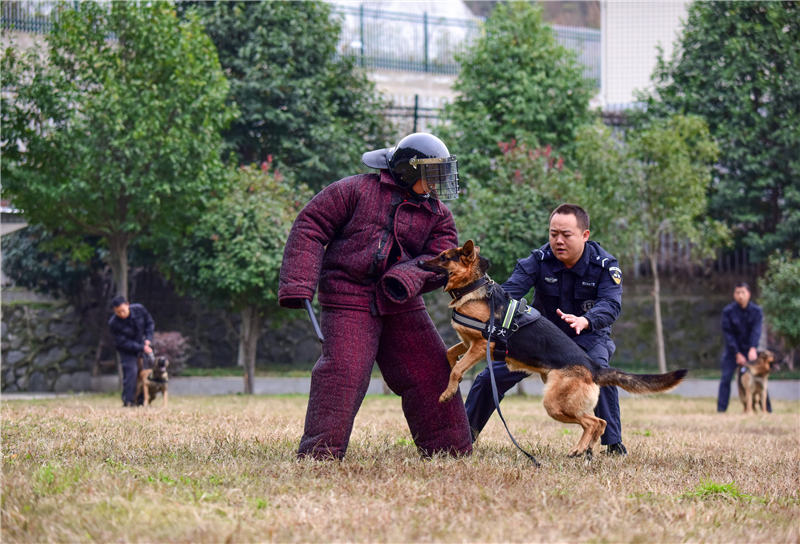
{"left": 0, "top": 0, "right": 58, "bottom": 33}
{"left": 2, "top": 1, "right": 601, "bottom": 85}
{"left": 331, "top": 4, "right": 600, "bottom": 84}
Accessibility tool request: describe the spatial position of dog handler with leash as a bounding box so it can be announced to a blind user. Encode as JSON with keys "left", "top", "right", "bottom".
{"left": 279, "top": 133, "right": 473, "bottom": 460}
{"left": 108, "top": 295, "right": 155, "bottom": 407}
{"left": 465, "top": 204, "right": 628, "bottom": 456}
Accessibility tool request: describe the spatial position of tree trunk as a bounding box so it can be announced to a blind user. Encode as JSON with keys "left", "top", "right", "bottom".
{"left": 107, "top": 234, "right": 129, "bottom": 300}
{"left": 650, "top": 253, "right": 667, "bottom": 373}
{"left": 239, "top": 306, "right": 262, "bottom": 394}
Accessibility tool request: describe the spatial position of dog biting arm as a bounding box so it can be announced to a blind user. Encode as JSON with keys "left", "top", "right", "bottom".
{"left": 380, "top": 210, "right": 457, "bottom": 302}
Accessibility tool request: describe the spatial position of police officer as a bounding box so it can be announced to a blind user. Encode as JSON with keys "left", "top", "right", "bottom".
{"left": 464, "top": 203, "right": 628, "bottom": 455}
{"left": 108, "top": 295, "right": 155, "bottom": 407}
{"left": 717, "top": 282, "right": 770, "bottom": 412}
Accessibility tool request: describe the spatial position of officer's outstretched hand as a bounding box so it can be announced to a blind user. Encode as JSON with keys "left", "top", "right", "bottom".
{"left": 557, "top": 309, "right": 589, "bottom": 335}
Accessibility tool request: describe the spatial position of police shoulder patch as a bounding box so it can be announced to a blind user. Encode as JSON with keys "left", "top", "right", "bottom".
{"left": 609, "top": 266, "right": 622, "bottom": 285}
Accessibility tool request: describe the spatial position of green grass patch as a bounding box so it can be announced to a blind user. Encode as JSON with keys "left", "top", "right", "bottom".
{"left": 680, "top": 479, "right": 765, "bottom": 503}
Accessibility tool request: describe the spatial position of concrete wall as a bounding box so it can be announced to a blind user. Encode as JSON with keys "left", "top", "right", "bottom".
{"left": 600, "top": 0, "right": 690, "bottom": 107}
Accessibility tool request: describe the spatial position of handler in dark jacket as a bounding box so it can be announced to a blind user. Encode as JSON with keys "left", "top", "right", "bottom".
{"left": 465, "top": 204, "right": 627, "bottom": 455}
{"left": 108, "top": 295, "right": 154, "bottom": 407}
{"left": 279, "top": 133, "right": 472, "bottom": 459}
{"left": 717, "top": 282, "right": 769, "bottom": 412}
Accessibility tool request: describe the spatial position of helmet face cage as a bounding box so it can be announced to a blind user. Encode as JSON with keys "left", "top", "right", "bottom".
{"left": 411, "top": 156, "right": 459, "bottom": 200}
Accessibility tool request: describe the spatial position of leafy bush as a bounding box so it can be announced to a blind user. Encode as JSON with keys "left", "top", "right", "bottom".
{"left": 642, "top": 1, "right": 800, "bottom": 261}
{"left": 152, "top": 331, "right": 190, "bottom": 376}
{"left": 455, "top": 139, "right": 571, "bottom": 281}
{"left": 442, "top": 0, "right": 594, "bottom": 187}
{"left": 759, "top": 253, "right": 800, "bottom": 352}
{"left": 185, "top": 0, "right": 393, "bottom": 191}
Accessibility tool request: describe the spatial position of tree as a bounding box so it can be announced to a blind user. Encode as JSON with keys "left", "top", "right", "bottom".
{"left": 182, "top": 0, "right": 392, "bottom": 191}
{"left": 455, "top": 140, "right": 568, "bottom": 281}
{"left": 167, "top": 162, "right": 311, "bottom": 393}
{"left": 759, "top": 253, "right": 800, "bottom": 369}
{"left": 1, "top": 1, "right": 234, "bottom": 299}
{"left": 644, "top": 1, "right": 800, "bottom": 261}
{"left": 1, "top": 225, "right": 105, "bottom": 303}
{"left": 572, "top": 116, "right": 728, "bottom": 373}
{"left": 442, "top": 0, "right": 595, "bottom": 186}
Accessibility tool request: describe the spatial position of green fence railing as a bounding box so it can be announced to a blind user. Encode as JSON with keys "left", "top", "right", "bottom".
{"left": 331, "top": 5, "right": 600, "bottom": 84}
{"left": 2, "top": 1, "right": 601, "bottom": 85}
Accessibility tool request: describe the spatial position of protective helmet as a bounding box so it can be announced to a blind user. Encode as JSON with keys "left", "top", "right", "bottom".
{"left": 361, "top": 133, "right": 459, "bottom": 200}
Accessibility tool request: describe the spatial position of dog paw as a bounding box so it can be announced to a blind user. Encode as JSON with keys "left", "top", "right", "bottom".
{"left": 438, "top": 390, "right": 455, "bottom": 403}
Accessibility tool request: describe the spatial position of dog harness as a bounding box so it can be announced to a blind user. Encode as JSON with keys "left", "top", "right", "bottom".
{"left": 453, "top": 276, "right": 542, "bottom": 465}
{"left": 450, "top": 278, "right": 541, "bottom": 361}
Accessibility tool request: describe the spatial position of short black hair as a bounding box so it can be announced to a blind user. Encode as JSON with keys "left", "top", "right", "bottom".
{"left": 111, "top": 295, "right": 127, "bottom": 308}
{"left": 734, "top": 282, "right": 751, "bottom": 292}
{"left": 550, "top": 203, "right": 590, "bottom": 231}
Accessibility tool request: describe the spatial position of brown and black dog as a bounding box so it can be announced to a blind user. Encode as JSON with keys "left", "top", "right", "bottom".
{"left": 136, "top": 355, "right": 169, "bottom": 407}
{"left": 737, "top": 350, "right": 774, "bottom": 413}
{"left": 420, "top": 240, "right": 687, "bottom": 459}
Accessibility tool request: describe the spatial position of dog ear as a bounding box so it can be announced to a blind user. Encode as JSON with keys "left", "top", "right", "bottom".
{"left": 461, "top": 240, "right": 474, "bottom": 256}
{"left": 479, "top": 255, "right": 490, "bottom": 274}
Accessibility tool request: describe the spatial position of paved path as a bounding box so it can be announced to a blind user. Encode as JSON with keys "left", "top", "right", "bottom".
{"left": 3, "top": 377, "right": 799, "bottom": 401}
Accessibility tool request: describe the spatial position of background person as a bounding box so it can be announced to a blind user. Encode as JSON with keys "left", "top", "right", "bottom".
{"left": 278, "top": 132, "right": 472, "bottom": 460}
{"left": 464, "top": 203, "right": 628, "bottom": 455}
{"left": 717, "top": 282, "right": 770, "bottom": 412}
{"left": 108, "top": 295, "right": 154, "bottom": 407}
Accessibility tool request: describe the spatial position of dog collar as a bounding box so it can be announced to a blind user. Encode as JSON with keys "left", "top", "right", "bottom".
{"left": 449, "top": 276, "right": 490, "bottom": 300}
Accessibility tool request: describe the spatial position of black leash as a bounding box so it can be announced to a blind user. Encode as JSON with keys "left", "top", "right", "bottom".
{"left": 485, "top": 295, "right": 540, "bottom": 466}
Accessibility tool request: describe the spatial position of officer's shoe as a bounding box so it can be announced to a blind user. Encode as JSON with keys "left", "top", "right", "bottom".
{"left": 605, "top": 442, "right": 628, "bottom": 456}
{"left": 470, "top": 427, "right": 481, "bottom": 444}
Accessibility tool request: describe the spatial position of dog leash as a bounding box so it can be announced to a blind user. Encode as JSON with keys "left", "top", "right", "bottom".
{"left": 485, "top": 295, "right": 541, "bottom": 466}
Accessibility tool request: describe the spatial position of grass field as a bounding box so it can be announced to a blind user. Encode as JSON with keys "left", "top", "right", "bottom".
{"left": 2, "top": 394, "right": 799, "bottom": 543}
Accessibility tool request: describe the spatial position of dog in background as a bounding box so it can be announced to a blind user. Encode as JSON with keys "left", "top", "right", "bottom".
{"left": 420, "top": 240, "right": 687, "bottom": 459}
{"left": 737, "top": 350, "right": 774, "bottom": 413}
{"left": 136, "top": 355, "right": 169, "bottom": 407}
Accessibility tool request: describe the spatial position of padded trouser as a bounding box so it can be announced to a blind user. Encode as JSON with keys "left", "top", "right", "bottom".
{"left": 465, "top": 339, "right": 622, "bottom": 445}
{"left": 298, "top": 307, "right": 473, "bottom": 459}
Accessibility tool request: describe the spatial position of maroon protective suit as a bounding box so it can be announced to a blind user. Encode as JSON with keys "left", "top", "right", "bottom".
{"left": 279, "top": 170, "right": 472, "bottom": 459}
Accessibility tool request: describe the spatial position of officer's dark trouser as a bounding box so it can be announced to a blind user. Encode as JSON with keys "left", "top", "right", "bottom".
{"left": 717, "top": 354, "right": 772, "bottom": 412}
{"left": 298, "top": 307, "right": 473, "bottom": 460}
{"left": 120, "top": 352, "right": 139, "bottom": 406}
{"left": 465, "top": 339, "right": 622, "bottom": 445}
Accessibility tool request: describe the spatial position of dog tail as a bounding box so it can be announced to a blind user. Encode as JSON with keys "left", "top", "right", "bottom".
{"left": 595, "top": 367, "right": 688, "bottom": 394}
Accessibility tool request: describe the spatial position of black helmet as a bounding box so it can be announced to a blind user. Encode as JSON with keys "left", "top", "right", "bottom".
{"left": 362, "top": 133, "right": 459, "bottom": 200}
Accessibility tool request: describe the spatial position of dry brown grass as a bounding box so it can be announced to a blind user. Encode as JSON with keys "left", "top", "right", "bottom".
{"left": 2, "top": 393, "right": 799, "bottom": 543}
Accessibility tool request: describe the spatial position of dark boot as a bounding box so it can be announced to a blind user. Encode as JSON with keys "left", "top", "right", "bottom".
{"left": 606, "top": 442, "right": 628, "bottom": 456}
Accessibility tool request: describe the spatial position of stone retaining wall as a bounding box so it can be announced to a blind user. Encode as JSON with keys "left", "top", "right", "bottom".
{"left": 2, "top": 299, "right": 97, "bottom": 392}
{"left": 1, "top": 275, "right": 776, "bottom": 393}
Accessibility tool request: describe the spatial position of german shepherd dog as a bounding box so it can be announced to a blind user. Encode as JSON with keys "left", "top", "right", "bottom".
{"left": 420, "top": 240, "right": 687, "bottom": 459}
{"left": 136, "top": 355, "right": 170, "bottom": 407}
{"left": 737, "top": 350, "right": 774, "bottom": 413}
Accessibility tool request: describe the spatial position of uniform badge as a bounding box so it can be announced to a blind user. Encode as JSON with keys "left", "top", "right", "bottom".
{"left": 582, "top": 299, "right": 595, "bottom": 312}
{"left": 544, "top": 276, "right": 558, "bottom": 284}
{"left": 609, "top": 266, "right": 622, "bottom": 285}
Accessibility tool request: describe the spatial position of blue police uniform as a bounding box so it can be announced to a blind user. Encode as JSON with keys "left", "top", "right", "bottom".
{"left": 717, "top": 300, "right": 768, "bottom": 412}
{"left": 464, "top": 240, "right": 624, "bottom": 445}
{"left": 108, "top": 303, "right": 155, "bottom": 406}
